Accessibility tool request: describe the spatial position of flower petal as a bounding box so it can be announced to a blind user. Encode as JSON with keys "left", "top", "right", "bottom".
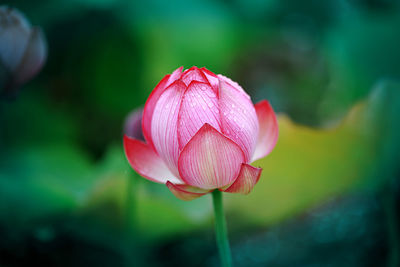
{"left": 178, "top": 124, "right": 245, "bottom": 190}
{"left": 251, "top": 100, "right": 279, "bottom": 162}
{"left": 219, "top": 80, "right": 259, "bottom": 162}
{"left": 181, "top": 66, "right": 208, "bottom": 86}
{"left": 167, "top": 66, "right": 184, "bottom": 87}
{"left": 200, "top": 67, "right": 219, "bottom": 93}
{"left": 177, "top": 81, "right": 221, "bottom": 150}
{"left": 224, "top": 164, "right": 262, "bottom": 194}
{"left": 14, "top": 27, "right": 47, "bottom": 85}
{"left": 151, "top": 80, "right": 186, "bottom": 177}
{"left": 123, "top": 135, "right": 182, "bottom": 184}
{"left": 124, "top": 107, "right": 144, "bottom": 140}
{"left": 142, "top": 66, "right": 183, "bottom": 149}
{"left": 0, "top": 7, "right": 31, "bottom": 72}
{"left": 218, "top": 74, "right": 249, "bottom": 98}
{"left": 166, "top": 181, "right": 210, "bottom": 201}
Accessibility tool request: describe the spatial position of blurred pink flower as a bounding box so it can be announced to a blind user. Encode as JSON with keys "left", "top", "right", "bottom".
{"left": 0, "top": 6, "right": 47, "bottom": 98}
{"left": 124, "top": 67, "right": 278, "bottom": 200}
{"left": 124, "top": 107, "right": 144, "bottom": 141}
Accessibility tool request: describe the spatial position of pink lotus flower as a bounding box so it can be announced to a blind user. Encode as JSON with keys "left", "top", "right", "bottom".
{"left": 124, "top": 66, "right": 278, "bottom": 200}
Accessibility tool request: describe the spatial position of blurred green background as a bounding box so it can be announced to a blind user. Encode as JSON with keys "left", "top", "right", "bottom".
{"left": 1, "top": 0, "right": 400, "bottom": 266}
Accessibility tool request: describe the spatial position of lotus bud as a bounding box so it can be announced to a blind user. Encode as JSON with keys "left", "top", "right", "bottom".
{"left": 0, "top": 6, "right": 47, "bottom": 98}
{"left": 124, "top": 67, "right": 279, "bottom": 200}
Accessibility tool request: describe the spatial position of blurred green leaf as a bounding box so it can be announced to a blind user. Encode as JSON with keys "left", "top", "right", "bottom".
{"left": 225, "top": 81, "right": 400, "bottom": 226}
{"left": 320, "top": 14, "right": 400, "bottom": 120}
{"left": 76, "top": 82, "right": 400, "bottom": 241}
{"left": 0, "top": 143, "right": 94, "bottom": 225}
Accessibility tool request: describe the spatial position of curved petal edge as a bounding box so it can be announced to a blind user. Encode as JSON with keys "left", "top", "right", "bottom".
{"left": 200, "top": 67, "right": 219, "bottom": 93}
{"left": 151, "top": 79, "right": 187, "bottom": 177}
{"left": 181, "top": 66, "right": 208, "bottom": 86}
{"left": 166, "top": 181, "right": 210, "bottom": 201}
{"left": 177, "top": 81, "right": 221, "bottom": 150}
{"left": 219, "top": 80, "right": 259, "bottom": 162}
{"left": 123, "top": 135, "right": 182, "bottom": 184}
{"left": 142, "top": 66, "right": 183, "bottom": 150}
{"left": 251, "top": 100, "right": 279, "bottom": 162}
{"left": 178, "top": 123, "right": 245, "bottom": 190}
{"left": 224, "top": 164, "right": 262, "bottom": 194}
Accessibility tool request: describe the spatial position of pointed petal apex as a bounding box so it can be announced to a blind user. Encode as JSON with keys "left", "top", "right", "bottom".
{"left": 142, "top": 74, "right": 170, "bottom": 148}
{"left": 166, "top": 181, "right": 210, "bottom": 201}
{"left": 178, "top": 123, "right": 245, "bottom": 190}
{"left": 177, "top": 81, "right": 221, "bottom": 150}
{"left": 142, "top": 66, "right": 183, "bottom": 149}
{"left": 167, "top": 66, "right": 183, "bottom": 87}
{"left": 181, "top": 66, "right": 208, "bottom": 86}
{"left": 200, "top": 67, "right": 219, "bottom": 93}
{"left": 251, "top": 100, "right": 279, "bottom": 162}
{"left": 219, "top": 80, "right": 259, "bottom": 162}
{"left": 224, "top": 164, "right": 262, "bottom": 194}
{"left": 150, "top": 79, "right": 187, "bottom": 177}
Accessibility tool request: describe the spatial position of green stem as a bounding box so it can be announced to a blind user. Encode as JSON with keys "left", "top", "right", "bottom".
{"left": 126, "top": 171, "right": 137, "bottom": 232}
{"left": 212, "top": 190, "right": 232, "bottom": 267}
{"left": 124, "top": 172, "right": 139, "bottom": 267}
